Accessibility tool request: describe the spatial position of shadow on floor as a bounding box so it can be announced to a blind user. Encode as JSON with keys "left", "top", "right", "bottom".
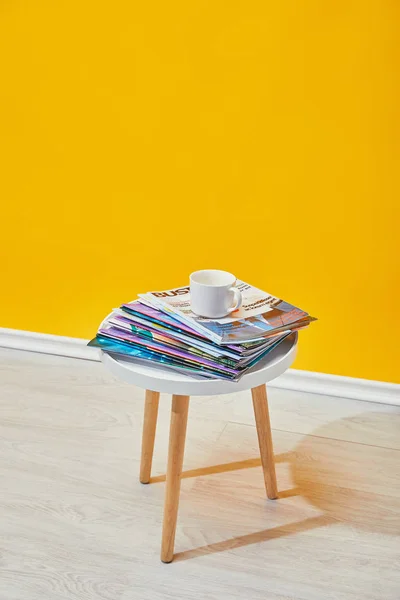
{"left": 150, "top": 452, "right": 291, "bottom": 483}
{"left": 168, "top": 411, "right": 400, "bottom": 561}
{"left": 174, "top": 514, "right": 334, "bottom": 562}
{"left": 290, "top": 412, "right": 400, "bottom": 537}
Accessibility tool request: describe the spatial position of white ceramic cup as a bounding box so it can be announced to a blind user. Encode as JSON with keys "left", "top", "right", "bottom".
{"left": 190, "top": 270, "right": 242, "bottom": 318}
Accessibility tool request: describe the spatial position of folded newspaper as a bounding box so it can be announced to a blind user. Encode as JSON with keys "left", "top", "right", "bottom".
{"left": 89, "top": 281, "right": 316, "bottom": 381}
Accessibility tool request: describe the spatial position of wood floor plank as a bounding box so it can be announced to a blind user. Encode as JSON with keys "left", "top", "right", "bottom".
{"left": 0, "top": 348, "right": 399, "bottom": 599}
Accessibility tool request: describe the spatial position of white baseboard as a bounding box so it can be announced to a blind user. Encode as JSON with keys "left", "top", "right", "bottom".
{"left": 0, "top": 327, "right": 399, "bottom": 406}
{"left": 0, "top": 327, "right": 100, "bottom": 362}
{"left": 269, "top": 369, "right": 399, "bottom": 406}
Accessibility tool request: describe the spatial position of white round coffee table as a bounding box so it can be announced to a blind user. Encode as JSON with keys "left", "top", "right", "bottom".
{"left": 101, "top": 332, "right": 298, "bottom": 563}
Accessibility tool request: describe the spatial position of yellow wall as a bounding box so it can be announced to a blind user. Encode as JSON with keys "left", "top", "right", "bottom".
{"left": 1, "top": 1, "right": 399, "bottom": 383}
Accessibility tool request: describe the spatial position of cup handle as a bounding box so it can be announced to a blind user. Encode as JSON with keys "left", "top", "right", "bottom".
{"left": 227, "top": 287, "right": 242, "bottom": 313}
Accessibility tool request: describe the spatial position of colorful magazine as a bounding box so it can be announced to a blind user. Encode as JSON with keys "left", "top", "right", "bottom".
{"left": 139, "top": 282, "right": 314, "bottom": 345}
{"left": 90, "top": 280, "right": 316, "bottom": 381}
{"left": 89, "top": 335, "right": 230, "bottom": 380}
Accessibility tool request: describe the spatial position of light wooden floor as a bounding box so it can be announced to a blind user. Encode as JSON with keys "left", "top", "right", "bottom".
{"left": 0, "top": 348, "right": 399, "bottom": 600}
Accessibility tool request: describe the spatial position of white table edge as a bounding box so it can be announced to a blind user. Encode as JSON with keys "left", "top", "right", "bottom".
{"left": 101, "top": 332, "right": 298, "bottom": 396}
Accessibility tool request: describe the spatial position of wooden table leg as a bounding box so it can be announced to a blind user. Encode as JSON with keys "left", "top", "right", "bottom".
{"left": 140, "top": 390, "right": 160, "bottom": 484}
{"left": 251, "top": 384, "right": 278, "bottom": 500}
{"left": 161, "top": 394, "right": 189, "bottom": 563}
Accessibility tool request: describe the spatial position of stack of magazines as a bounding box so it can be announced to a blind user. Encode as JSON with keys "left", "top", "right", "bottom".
{"left": 89, "top": 281, "right": 316, "bottom": 381}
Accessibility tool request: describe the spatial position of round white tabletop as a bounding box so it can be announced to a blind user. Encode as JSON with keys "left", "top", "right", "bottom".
{"left": 101, "top": 332, "right": 297, "bottom": 396}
